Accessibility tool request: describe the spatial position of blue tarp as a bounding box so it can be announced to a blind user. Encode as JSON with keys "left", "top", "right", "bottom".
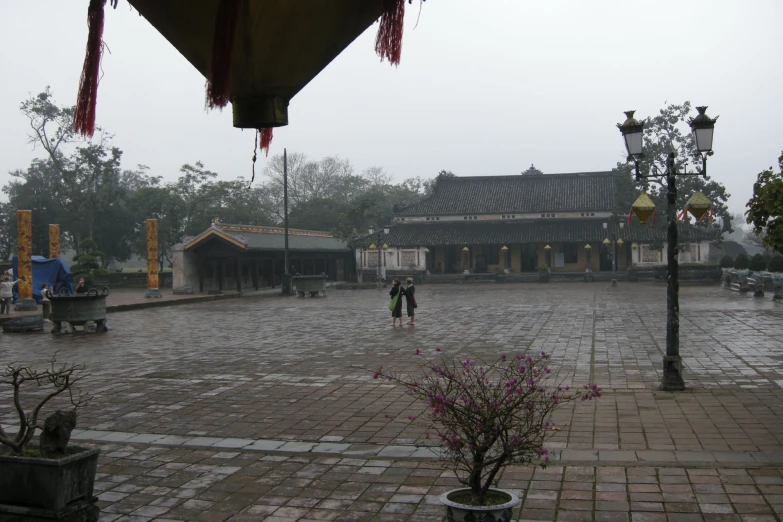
{"left": 11, "top": 256, "right": 75, "bottom": 303}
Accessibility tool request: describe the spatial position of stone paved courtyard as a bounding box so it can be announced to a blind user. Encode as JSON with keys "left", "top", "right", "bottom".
{"left": 2, "top": 283, "right": 783, "bottom": 521}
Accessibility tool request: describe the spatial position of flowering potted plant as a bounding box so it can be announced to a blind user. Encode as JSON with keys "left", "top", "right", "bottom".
{"left": 373, "top": 350, "right": 601, "bottom": 521}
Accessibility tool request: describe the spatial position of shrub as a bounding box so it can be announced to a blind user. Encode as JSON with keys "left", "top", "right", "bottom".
{"left": 769, "top": 255, "right": 783, "bottom": 273}
{"left": 719, "top": 255, "right": 734, "bottom": 268}
{"left": 733, "top": 254, "right": 750, "bottom": 269}
{"left": 749, "top": 254, "right": 767, "bottom": 271}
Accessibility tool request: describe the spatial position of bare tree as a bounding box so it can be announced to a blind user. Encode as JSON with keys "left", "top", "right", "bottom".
{"left": 0, "top": 354, "right": 89, "bottom": 455}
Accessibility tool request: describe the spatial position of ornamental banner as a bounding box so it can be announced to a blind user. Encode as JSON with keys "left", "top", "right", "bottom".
{"left": 16, "top": 210, "right": 33, "bottom": 299}
{"left": 146, "top": 219, "right": 159, "bottom": 290}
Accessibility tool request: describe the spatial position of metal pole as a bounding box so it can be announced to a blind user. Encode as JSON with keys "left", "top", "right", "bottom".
{"left": 376, "top": 232, "right": 382, "bottom": 289}
{"left": 283, "top": 148, "right": 290, "bottom": 294}
{"left": 662, "top": 152, "right": 684, "bottom": 391}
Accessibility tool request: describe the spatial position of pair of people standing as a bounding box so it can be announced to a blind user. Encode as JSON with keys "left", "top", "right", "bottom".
{"left": 389, "top": 277, "right": 416, "bottom": 327}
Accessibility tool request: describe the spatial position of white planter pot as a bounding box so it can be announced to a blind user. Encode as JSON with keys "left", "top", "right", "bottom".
{"left": 440, "top": 488, "right": 519, "bottom": 522}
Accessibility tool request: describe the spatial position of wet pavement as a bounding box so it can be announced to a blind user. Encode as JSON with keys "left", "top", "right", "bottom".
{"left": 1, "top": 283, "right": 782, "bottom": 521}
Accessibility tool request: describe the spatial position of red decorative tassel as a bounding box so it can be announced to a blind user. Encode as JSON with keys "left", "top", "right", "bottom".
{"left": 626, "top": 208, "right": 633, "bottom": 226}
{"left": 651, "top": 209, "right": 657, "bottom": 225}
{"left": 74, "top": 0, "right": 112, "bottom": 137}
{"left": 206, "top": 0, "right": 241, "bottom": 110}
{"left": 375, "top": 0, "right": 405, "bottom": 66}
{"left": 259, "top": 128, "right": 273, "bottom": 157}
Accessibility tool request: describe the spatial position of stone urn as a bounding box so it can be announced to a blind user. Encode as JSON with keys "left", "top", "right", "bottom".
{"left": 49, "top": 287, "right": 110, "bottom": 334}
{"left": 440, "top": 488, "right": 519, "bottom": 522}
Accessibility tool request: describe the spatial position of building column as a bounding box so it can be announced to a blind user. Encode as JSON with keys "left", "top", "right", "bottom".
{"left": 48, "top": 224, "right": 60, "bottom": 259}
{"left": 144, "top": 219, "right": 162, "bottom": 297}
{"left": 235, "top": 257, "right": 242, "bottom": 293}
{"left": 198, "top": 255, "right": 205, "bottom": 293}
{"left": 251, "top": 258, "right": 259, "bottom": 290}
{"left": 15, "top": 210, "right": 36, "bottom": 310}
{"left": 218, "top": 259, "right": 224, "bottom": 291}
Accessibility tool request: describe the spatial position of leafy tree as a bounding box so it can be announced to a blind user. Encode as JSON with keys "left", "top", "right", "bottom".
{"left": 0, "top": 201, "right": 12, "bottom": 262}
{"left": 768, "top": 254, "right": 783, "bottom": 273}
{"left": 289, "top": 198, "right": 349, "bottom": 232}
{"left": 521, "top": 164, "right": 544, "bottom": 176}
{"left": 127, "top": 185, "right": 184, "bottom": 271}
{"left": 12, "top": 89, "right": 140, "bottom": 264}
{"left": 719, "top": 255, "right": 734, "bottom": 268}
{"left": 746, "top": 152, "right": 783, "bottom": 254}
{"left": 749, "top": 253, "right": 767, "bottom": 271}
{"left": 733, "top": 253, "right": 749, "bottom": 269}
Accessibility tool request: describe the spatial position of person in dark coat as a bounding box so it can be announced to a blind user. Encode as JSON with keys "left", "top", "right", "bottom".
{"left": 389, "top": 278, "right": 404, "bottom": 327}
{"left": 404, "top": 277, "right": 416, "bottom": 325}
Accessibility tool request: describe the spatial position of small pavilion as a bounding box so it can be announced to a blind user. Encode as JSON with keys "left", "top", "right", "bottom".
{"left": 174, "top": 222, "right": 352, "bottom": 292}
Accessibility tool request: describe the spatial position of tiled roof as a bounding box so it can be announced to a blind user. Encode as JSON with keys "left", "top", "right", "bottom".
{"left": 185, "top": 226, "right": 349, "bottom": 252}
{"left": 396, "top": 172, "right": 616, "bottom": 216}
{"left": 352, "top": 220, "right": 716, "bottom": 247}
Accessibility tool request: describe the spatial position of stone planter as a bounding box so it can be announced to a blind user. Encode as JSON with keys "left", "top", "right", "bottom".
{"left": 0, "top": 446, "right": 99, "bottom": 521}
{"left": 49, "top": 288, "right": 109, "bottom": 334}
{"left": 440, "top": 488, "right": 519, "bottom": 522}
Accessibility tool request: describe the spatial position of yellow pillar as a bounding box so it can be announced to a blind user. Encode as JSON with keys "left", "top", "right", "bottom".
{"left": 49, "top": 224, "right": 60, "bottom": 259}
{"left": 146, "top": 219, "right": 159, "bottom": 290}
{"left": 16, "top": 210, "right": 33, "bottom": 300}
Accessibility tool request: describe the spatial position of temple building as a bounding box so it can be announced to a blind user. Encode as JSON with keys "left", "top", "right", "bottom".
{"left": 173, "top": 222, "right": 353, "bottom": 292}
{"left": 352, "top": 171, "right": 715, "bottom": 276}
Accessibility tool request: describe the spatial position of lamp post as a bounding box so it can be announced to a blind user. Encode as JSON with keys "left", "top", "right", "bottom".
{"left": 617, "top": 107, "right": 718, "bottom": 391}
{"left": 602, "top": 221, "right": 625, "bottom": 285}
{"left": 371, "top": 226, "right": 390, "bottom": 289}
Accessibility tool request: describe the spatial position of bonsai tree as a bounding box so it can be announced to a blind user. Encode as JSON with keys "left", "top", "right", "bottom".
{"left": 71, "top": 238, "right": 108, "bottom": 286}
{"left": 769, "top": 254, "right": 783, "bottom": 273}
{"left": 0, "top": 355, "right": 88, "bottom": 456}
{"left": 734, "top": 253, "right": 750, "bottom": 270}
{"left": 373, "top": 350, "right": 600, "bottom": 506}
{"left": 719, "top": 255, "right": 734, "bottom": 268}
{"left": 749, "top": 253, "right": 767, "bottom": 272}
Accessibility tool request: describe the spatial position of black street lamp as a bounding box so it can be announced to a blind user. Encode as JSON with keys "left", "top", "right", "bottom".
{"left": 617, "top": 107, "right": 718, "bottom": 391}
{"left": 368, "top": 226, "right": 390, "bottom": 290}
{"left": 602, "top": 221, "right": 625, "bottom": 285}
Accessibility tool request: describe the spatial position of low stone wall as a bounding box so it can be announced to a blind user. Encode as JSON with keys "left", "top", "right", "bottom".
{"left": 649, "top": 265, "right": 722, "bottom": 282}
{"left": 104, "top": 272, "right": 173, "bottom": 288}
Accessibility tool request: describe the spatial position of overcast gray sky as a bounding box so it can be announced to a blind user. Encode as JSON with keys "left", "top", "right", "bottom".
{"left": 1, "top": 0, "right": 781, "bottom": 217}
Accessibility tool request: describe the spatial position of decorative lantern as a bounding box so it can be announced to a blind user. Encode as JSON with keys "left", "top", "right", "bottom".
{"left": 688, "top": 106, "right": 719, "bottom": 153}
{"left": 631, "top": 243, "right": 638, "bottom": 249}
{"left": 368, "top": 243, "right": 377, "bottom": 250}
{"left": 382, "top": 243, "right": 390, "bottom": 250}
{"left": 602, "top": 238, "right": 611, "bottom": 246}
{"left": 684, "top": 191, "right": 713, "bottom": 222}
{"left": 584, "top": 244, "right": 592, "bottom": 250}
{"left": 501, "top": 245, "right": 509, "bottom": 251}
{"left": 617, "top": 110, "right": 645, "bottom": 160}
{"left": 423, "top": 247, "right": 430, "bottom": 253}
{"left": 631, "top": 192, "right": 656, "bottom": 224}
{"left": 544, "top": 244, "right": 551, "bottom": 251}
{"left": 616, "top": 238, "right": 624, "bottom": 246}
{"left": 462, "top": 246, "right": 470, "bottom": 252}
